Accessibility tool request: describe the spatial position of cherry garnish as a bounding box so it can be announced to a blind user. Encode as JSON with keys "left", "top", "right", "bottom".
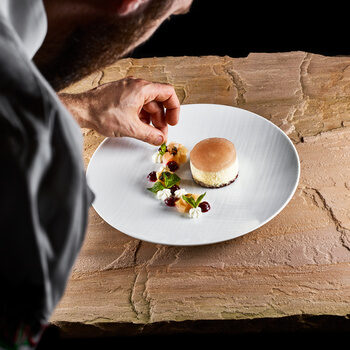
{"left": 164, "top": 197, "right": 177, "bottom": 207}
{"left": 199, "top": 201, "right": 211, "bottom": 213}
{"left": 147, "top": 171, "right": 157, "bottom": 182}
{"left": 167, "top": 160, "right": 179, "bottom": 172}
{"left": 170, "top": 184, "right": 180, "bottom": 195}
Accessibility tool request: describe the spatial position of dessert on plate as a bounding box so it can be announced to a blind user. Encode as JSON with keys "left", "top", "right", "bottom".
{"left": 162, "top": 142, "right": 188, "bottom": 166}
{"left": 147, "top": 141, "right": 211, "bottom": 218}
{"left": 152, "top": 142, "right": 188, "bottom": 171}
{"left": 147, "top": 168, "right": 210, "bottom": 218}
{"left": 190, "top": 137, "right": 238, "bottom": 188}
{"left": 175, "top": 193, "right": 210, "bottom": 218}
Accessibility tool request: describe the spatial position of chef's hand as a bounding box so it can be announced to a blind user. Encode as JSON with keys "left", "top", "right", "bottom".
{"left": 59, "top": 77, "right": 180, "bottom": 145}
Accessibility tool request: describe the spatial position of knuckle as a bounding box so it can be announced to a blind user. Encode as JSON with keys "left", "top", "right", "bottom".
{"left": 159, "top": 82, "right": 173, "bottom": 90}
{"left": 126, "top": 120, "right": 141, "bottom": 138}
{"left": 130, "top": 78, "right": 150, "bottom": 93}
{"left": 123, "top": 76, "right": 139, "bottom": 87}
{"left": 143, "top": 129, "right": 154, "bottom": 143}
{"left": 134, "top": 78, "right": 146, "bottom": 85}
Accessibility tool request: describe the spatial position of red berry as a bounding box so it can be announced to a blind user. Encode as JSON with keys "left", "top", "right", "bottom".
{"left": 147, "top": 171, "right": 157, "bottom": 182}
{"left": 199, "top": 201, "right": 210, "bottom": 212}
{"left": 167, "top": 160, "right": 179, "bottom": 172}
{"left": 164, "top": 197, "right": 176, "bottom": 207}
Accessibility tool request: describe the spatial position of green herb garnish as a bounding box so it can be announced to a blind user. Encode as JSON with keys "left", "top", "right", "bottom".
{"left": 147, "top": 171, "right": 181, "bottom": 193}
{"left": 147, "top": 181, "right": 165, "bottom": 193}
{"left": 195, "top": 193, "right": 206, "bottom": 207}
{"left": 182, "top": 192, "right": 206, "bottom": 208}
{"left": 182, "top": 195, "right": 197, "bottom": 208}
{"left": 158, "top": 143, "right": 167, "bottom": 156}
{"left": 162, "top": 172, "right": 181, "bottom": 188}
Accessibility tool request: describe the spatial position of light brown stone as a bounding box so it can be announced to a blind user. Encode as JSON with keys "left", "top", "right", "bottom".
{"left": 52, "top": 52, "right": 350, "bottom": 335}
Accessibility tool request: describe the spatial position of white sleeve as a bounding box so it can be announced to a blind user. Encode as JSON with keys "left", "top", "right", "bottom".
{"left": 0, "top": 0, "right": 47, "bottom": 59}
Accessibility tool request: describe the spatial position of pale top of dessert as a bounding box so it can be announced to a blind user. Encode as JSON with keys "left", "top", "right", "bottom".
{"left": 190, "top": 138, "right": 237, "bottom": 172}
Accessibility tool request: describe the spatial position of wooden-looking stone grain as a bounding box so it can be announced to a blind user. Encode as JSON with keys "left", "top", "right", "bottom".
{"left": 51, "top": 52, "right": 350, "bottom": 335}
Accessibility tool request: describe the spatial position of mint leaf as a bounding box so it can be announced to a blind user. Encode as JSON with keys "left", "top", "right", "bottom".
{"left": 158, "top": 143, "right": 167, "bottom": 156}
{"left": 182, "top": 195, "right": 197, "bottom": 208}
{"left": 163, "top": 172, "right": 181, "bottom": 188}
{"left": 147, "top": 181, "right": 165, "bottom": 193}
{"left": 195, "top": 192, "right": 206, "bottom": 207}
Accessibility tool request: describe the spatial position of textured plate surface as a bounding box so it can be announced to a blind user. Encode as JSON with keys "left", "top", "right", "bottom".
{"left": 86, "top": 104, "right": 300, "bottom": 246}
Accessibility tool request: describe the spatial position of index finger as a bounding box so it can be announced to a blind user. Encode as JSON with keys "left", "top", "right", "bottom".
{"left": 143, "top": 83, "right": 180, "bottom": 126}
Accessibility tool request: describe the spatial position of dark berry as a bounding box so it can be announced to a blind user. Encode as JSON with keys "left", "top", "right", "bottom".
{"left": 199, "top": 201, "right": 211, "bottom": 213}
{"left": 170, "top": 146, "right": 178, "bottom": 155}
{"left": 147, "top": 171, "right": 157, "bottom": 182}
{"left": 167, "top": 160, "right": 179, "bottom": 172}
{"left": 164, "top": 197, "right": 176, "bottom": 207}
{"left": 170, "top": 184, "right": 180, "bottom": 195}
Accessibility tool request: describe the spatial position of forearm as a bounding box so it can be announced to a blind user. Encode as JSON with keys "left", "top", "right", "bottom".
{"left": 59, "top": 92, "right": 94, "bottom": 129}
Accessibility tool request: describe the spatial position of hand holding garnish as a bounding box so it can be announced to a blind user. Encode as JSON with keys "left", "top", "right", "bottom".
{"left": 61, "top": 78, "right": 180, "bottom": 146}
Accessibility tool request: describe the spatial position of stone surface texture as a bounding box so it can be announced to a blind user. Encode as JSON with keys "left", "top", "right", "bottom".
{"left": 51, "top": 52, "right": 350, "bottom": 335}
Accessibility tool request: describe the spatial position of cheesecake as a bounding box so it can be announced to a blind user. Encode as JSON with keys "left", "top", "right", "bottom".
{"left": 190, "top": 138, "right": 238, "bottom": 188}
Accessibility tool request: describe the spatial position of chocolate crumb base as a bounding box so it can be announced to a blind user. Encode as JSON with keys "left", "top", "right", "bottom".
{"left": 193, "top": 173, "right": 239, "bottom": 188}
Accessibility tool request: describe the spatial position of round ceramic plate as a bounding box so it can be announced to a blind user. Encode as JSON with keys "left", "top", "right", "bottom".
{"left": 86, "top": 104, "right": 300, "bottom": 246}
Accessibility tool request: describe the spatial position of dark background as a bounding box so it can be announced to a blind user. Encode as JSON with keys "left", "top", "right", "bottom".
{"left": 130, "top": 1, "right": 350, "bottom": 59}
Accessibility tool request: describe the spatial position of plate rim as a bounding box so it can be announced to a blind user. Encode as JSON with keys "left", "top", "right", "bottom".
{"left": 86, "top": 103, "right": 301, "bottom": 246}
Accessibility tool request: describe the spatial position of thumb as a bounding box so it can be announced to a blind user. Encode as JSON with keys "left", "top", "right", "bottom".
{"left": 133, "top": 120, "right": 166, "bottom": 146}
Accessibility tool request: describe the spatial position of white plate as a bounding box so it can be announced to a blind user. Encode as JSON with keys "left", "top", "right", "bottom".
{"left": 86, "top": 104, "right": 300, "bottom": 246}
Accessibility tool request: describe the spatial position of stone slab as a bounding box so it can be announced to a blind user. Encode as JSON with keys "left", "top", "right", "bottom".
{"left": 51, "top": 52, "right": 350, "bottom": 335}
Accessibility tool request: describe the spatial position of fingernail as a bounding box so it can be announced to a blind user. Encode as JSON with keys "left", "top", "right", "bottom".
{"left": 156, "top": 135, "right": 163, "bottom": 145}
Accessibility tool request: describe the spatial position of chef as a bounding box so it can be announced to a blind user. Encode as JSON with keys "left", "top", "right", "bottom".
{"left": 0, "top": 0, "right": 191, "bottom": 349}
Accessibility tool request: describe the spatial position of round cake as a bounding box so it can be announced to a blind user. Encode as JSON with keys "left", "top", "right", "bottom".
{"left": 190, "top": 138, "right": 239, "bottom": 188}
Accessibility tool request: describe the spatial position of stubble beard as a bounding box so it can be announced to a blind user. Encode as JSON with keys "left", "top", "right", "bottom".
{"left": 35, "top": 0, "right": 172, "bottom": 91}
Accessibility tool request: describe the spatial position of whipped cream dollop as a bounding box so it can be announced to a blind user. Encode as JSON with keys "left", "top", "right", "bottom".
{"left": 174, "top": 188, "right": 187, "bottom": 199}
{"left": 189, "top": 207, "right": 202, "bottom": 219}
{"left": 156, "top": 188, "right": 172, "bottom": 201}
{"left": 152, "top": 152, "right": 163, "bottom": 163}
